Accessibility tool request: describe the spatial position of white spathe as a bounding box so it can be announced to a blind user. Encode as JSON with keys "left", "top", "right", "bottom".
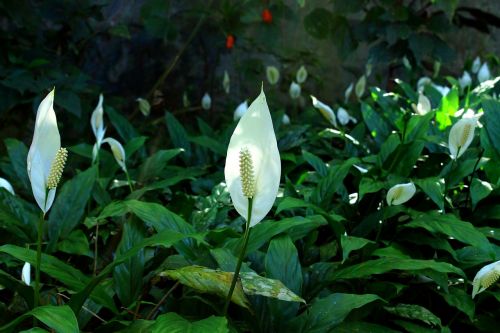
{"left": 432, "top": 84, "right": 450, "bottom": 96}
{"left": 472, "top": 56, "right": 481, "bottom": 74}
{"left": 311, "top": 96, "right": 337, "bottom": 127}
{"left": 289, "top": 81, "right": 301, "bottom": 99}
{"left": 449, "top": 116, "right": 478, "bottom": 160}
{"left": 417, "top": 77, "right": 432, "bottom": 93}
{"left": 0, "top": 177, "right": 15, "bottom": 195}
{"left": 458, "top": 71, "right": 472, "bottom": 91}
{"left": 355, "top": 75, "right": 366, "bottom": 98}
{"left": 282, "top": 113, "right": 290, "bottom": 125}
{"left": 91, "top": 94, "right": 106, "bottom": 146}
{"left": 296, "top": 66, "right": 308, "bottom": 84}
{"left": 201, "top": 93, "right": 212, "bottom": 110}
{"left": 224, "top": 89, "right": 281, "bottom": 227}
{"left": 102, "top": 137, "right": 127, "bottom": 172}
{"left": 266, "top": 66, "right": 280, "bottom": 85}
{"left": 477, "top": 63, "right": 491, "bottom": 83}
{"left": 27, "top": 89, "right": 61, "bottom": 213}
{"left": 337, "top": 107, "right": 357, "bottom": 126}
{"left": 344, "top": 82, "right": 353, "bottom": 102}
{"left": 233, "top": 100, "right": 248, "bottom": 121}
{"left": 413, "top": 93, "right": 431, "bottom": 115}
{"left": 472, "top": 260, "right": 500, "bottom": 298}
{"left": 22, "top": 262, "right": 31, "bottom": 286}
{"left": 386, "top": 182, "right": 416, "bottom": 206}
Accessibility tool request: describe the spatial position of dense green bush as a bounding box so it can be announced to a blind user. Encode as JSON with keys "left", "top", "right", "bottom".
{"left": 1, "top": 1, "right": 500, "bottom": 332}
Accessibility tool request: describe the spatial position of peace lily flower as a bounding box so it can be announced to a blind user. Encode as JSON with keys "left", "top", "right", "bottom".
{"left": 477, "top": 63, "right": 491, "bottom": 83}
{"left": 311, "top": 96, "right": 337, "bottom": 127}
{"left": 224, "top": 88, "right": 281, "bottom": 227}
{"left": 201, "top": 93, "right": 212, "bottom": 110}
{"left": 458, "top": 71, "right": 472, "bottom": 91}
{"left": 449, "top": 116, "right": 478, "bottom": 160}
{"left": 21, "top": 262, "right": 31, "bottom": 286}
{"left": 344, "top": 82, "right": 353, "bottom": 102}
{"left": 266, "top": 66, "right": 280, "bottom": 85}
{"left": 365, "top": 63, "right": 373, "bottom": 77}
{"left": 472, "top": 260, "right": 500, "bottom": 298}
{"left": 296, "top": 65, "right": 308, "bottom": 84}
{"left": 289, "top": 81, "right": 301, "bottom": 99}
{"left": 223, "top": 70, "right": 230, "bottom": 94}
{"left": 432, "top": 84, "right": 450, "bottom": 97}
{"left": 386, "top": 182, "right": 416, "bottom": 206}
{"left": 355, "top": 75, "right": 366, "bottom": 98}
{"left": 411, "top": 93, "right": 431, "bottom": 115}
{"left": 337, "top": 107, "right": 357, "bottom": 126}
{"left": 91, "top": 94, "right": 106, "bottom": 163}
{"left": 27, "top": 89, "right": 68, "bottom": 213}
{"left": 102, "top": 138, "right": 127, "bottom": 172}
{"left": 282, "top": 113, "right": 290, "bottom": 125}
{"left": 417, "top": 77, "right": 432, "bottom": 93}
{"left": 0, "top": 177, "right": 15, "bottom": 195}
{"left": 136, "top": 97, "right": 150, "bottom": 117}
{"left": 233, "top": 100, "right": 248, "bottom": 121}
{"left": 402, "top": 56, "right": 411, "bottom": 70}
{"left": 472, "top": 56, "right": 481, "bottom": 74}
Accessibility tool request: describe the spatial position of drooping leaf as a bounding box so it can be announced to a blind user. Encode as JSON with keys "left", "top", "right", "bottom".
{"left": 0, "top": 305, "right": 78, "bottom": 333}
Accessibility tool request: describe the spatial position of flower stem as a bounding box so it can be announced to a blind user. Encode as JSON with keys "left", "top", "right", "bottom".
{"left": 125, "top": 169, "right": 134, "bottom": 193}
{"left": 34, "top": 211, "right": 45, "bottom": 309}
{"left": 223, "top": 198, "right": 253, "bottom": 315}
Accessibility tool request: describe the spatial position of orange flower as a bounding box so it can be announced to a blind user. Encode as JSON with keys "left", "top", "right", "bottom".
{"left": 262, "top": 8, "right": 272, "bottom": 24}
{"left": 226, "top": 34, "right": 235, "bottom": 49}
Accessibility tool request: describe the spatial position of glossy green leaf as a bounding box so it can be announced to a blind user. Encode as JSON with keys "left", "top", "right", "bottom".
{"left": 0, "top": 305, "right": 78, "bottom": 333}
{"left": 150, "top": 313, "right": 228, "bottom": 333}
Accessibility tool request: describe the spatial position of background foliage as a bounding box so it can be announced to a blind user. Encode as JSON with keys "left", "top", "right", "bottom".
{"left": 1, "top": 0, "right": 500, "bottom": 332}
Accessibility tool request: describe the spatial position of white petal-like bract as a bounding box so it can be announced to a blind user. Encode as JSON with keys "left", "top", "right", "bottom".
{"left": 0, "top": 177, "right": 15, "bottom": 195}
{"left": 386, "top": 183, "right": 416, "bottom": 206}
{"left": 224, "top": 89, "right": 281, "bottom": 227}
{"left": 337, "top": 107, "right": 356, "bottom": 125}
{"left": 344, "top": 83, "right": 353, "bottom": 102}
{"left": 311, "top": 96, "right": 337, "bottom": 127}
{"left": 417, "top": 77, "right": 432, "bottom": 93}
{"left": 27, "top": 89, "right": 61, "bottom": 213}
{"left": 233, "top": 101, "right": 248, "bottom": 121}
{"left": 266, "top": 66, "right": 280, "bottom": 85}
{"left": 477, "top": 63, "right": 491, "bottom": 83}
{"left": 449, "top": 117, "right": 478, "bottom": 159}
{"left": 102, "top": 137, "right": 127, "bottom": 172}
{"left": 201, "top": 93, "right": 212, "bottom": 110}
{"left": 472, "top": 56, "right": 481, "bottom": 74}
{"left": 472, "top": 260, "right": 500, "bottom": 298}
{"left": 223, "top": 70, "right": 230, "bottom": 94}
{"left": 289, "top": 82, "right": 301, "bottom": 99}
{"left": 91, "top": 94, "right": 106, "bottom": 148}
{"left": 355, "top": 75, "right": 366, "bottom": 98}
{"left": 296, "top": 66, "right": 308, "bottom": 84}
{"left": 414, "top": 93, "right": 431, "bottom": 115}
{"left": 458, "top": 71, "right": 472, "bottom": 91}
{"left": 22, "top": 262, "right": 31, "bottom": 286}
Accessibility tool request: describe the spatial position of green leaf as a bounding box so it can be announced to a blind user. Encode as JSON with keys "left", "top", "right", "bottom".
{"left": 150, "top": 313, "right": 228, "bottom": 333}
{"left": 4, "top": 138, "right": 30, "bottom": 191}
{"left": 113, "top": 219, "right": 146, "bottom": 306}
{"left": 341, "top": 235, "right": 375, "bottom": 263}
{"left": 288, "top": 293, "right": 383, "bottom": 333}
{"left": 0, "top": 305, "right": 78, "bottom": 333}
{"left": 189, "top": 135, "right": 227, "bottom": 156}
{"left": 48, "top": 166, "right": 97, "bottom": 251}
{"left": 165, "top": 112, "right": 192, "bottom": 160}
{"left": 240, "top": 272, "right": 304, "bottom": 303}
{"left": 404, "top": 211, "right": 494, "bottom": 255}
{"left": 57, "top": 229, "right": 92, "bottom": 257}
{"left": 470, "top": 178, "right": 493, "bottom": 209}
{"left": 330, "top": 258, "right": 465, "bottom": 280}
{"left": 303, "top": 8, "right": 331, "bottom": 39}
{"left": 160, "top": 266, "right": 250, "bottom": 309}
{"left": 482, "top": 98, "right": 500, "bottom": 156}
{"left": 302, "top": 150, "right": 328, "bottom": 177}
{"left": 414, "top": 177, "right": 445, "bottom": 210}
{"left": 439, "top": 287, "right": 475, "bottom": 321}
{"left": 56, "top": 90, "right": 81, "bottom": 118}
{"left": 335, "top": 321, "right": 401, "bottom": 333}
{"left": 224, "top": 216, "right": 327, "bottom": 254}
{"left": 384, "top": 303, "right": 441, "bottom": 327}
{"left": 0, "top": 190, "right": 36, "bottom": 242}
{"left": 383, "top": 141, "right": 425, "bottom": 177}
{"left": 264, "top": 236, "right": 303, "bottom": 328}
{"left": 137, "top": 149, "right": 184, "bottom": 182}
{"left": 358, "top": 178, "right": 385, "bottom": 201}
{"left": 436, "top": 87, "right": 458, "bottom": 130}
{"left": 107, "top": 107, "right": 141, "bottom": 142}
{"left": 0, "top": 244, "right": 117, "bottom": 313}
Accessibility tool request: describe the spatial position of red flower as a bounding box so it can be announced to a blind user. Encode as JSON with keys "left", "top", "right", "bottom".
{"left": 226, "top": 34, "right": 235, "bottom": 49}
{"left": 262, "top": 8, "right": 272, "bottom": 24}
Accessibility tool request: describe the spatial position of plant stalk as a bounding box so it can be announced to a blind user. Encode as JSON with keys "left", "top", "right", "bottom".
{"left": 125, "top": 169, "right": 134, "bottom": 193}
{"left": 34, "top": 211, "right": 45, "bottom": 309}
{"left": 223, "top": 198, "right": 253, "bottom": 315}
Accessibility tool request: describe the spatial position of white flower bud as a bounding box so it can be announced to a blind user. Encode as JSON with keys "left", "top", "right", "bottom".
{"left": 201, "top": 93, "right": 212, "bottom": 110}
{"left": 477, "top": 63, "right": 491, "bottom": 83}
{"left": 266, "top": 66, "right": 280, "bottom": 85}
{"left": 459, "top": 71, "right": 472, "bottom": 91}
{"left": 223, "top": 70, "right": 230, "bottom": 94}
{"left": 355, "top": 75, "right": 366, "bottom": 98}
{"left": 296, "top": 65, "right": 308, "bottom": 84}
{"left": 233, "top": 101, "right": 248, "bottom": 121}
{"left": 386, "top": 182, "right": 416, "bottom": 206}
{"left": 289, "top": 82, "right": 301, "bottom": 99}
{"left": 472, "top": 56, "right": 481, "bottom": 74}
{"left": 311, "top": 96, "right": 337, "bottom": 127}
{"left": 22, "top": 262, "right": 31, "bottom": 286}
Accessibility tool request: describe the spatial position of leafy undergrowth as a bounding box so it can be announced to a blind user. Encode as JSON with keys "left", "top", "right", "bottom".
{"left": 0, "top": 73, "right": 499, "bottom": 333}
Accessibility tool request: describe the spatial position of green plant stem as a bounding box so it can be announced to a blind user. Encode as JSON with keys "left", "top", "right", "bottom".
{"left": 223, "top": 198, "right": 253, "bottom": 315}
{"left": 93, "top": 223, "right": 99, "bottom": 276}
{"left": 125, "top": 169, "right": 134, "bottom": 193}
{"left": 34, "top": 211, "right": 45, "bottom": 309}
{"left": 464, "top": 148, "right": 484, "bottom": 209}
